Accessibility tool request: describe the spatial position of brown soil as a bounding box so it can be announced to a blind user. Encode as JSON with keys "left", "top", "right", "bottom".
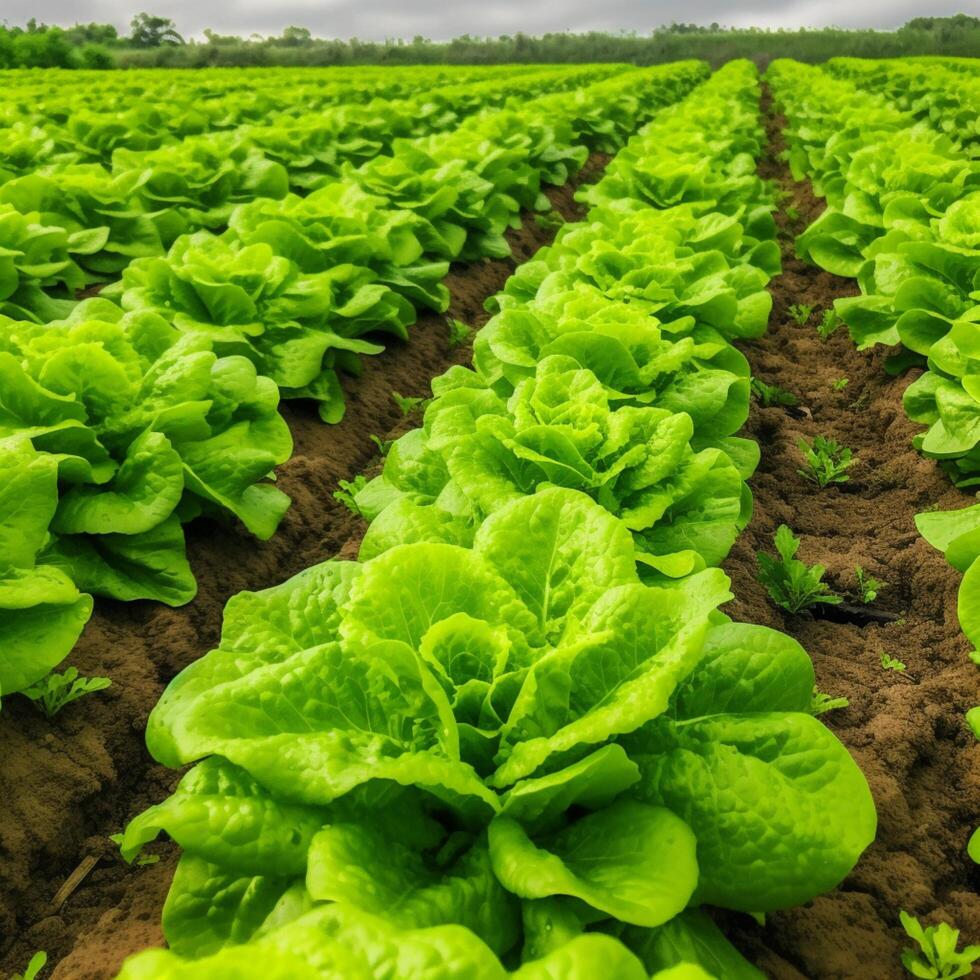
{"left": 0, "top": 158, "right": 609, "bottom": 980}
{"left": 719, "top": 91, "right": 980, "bottom": 978}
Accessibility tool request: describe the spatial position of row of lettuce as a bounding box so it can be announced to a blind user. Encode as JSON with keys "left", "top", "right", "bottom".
{"left": 0, "top": 63, "right": 574, "bottom": 150}
{"left": 768, "top": 58, "right": 979, "bottom": 862}
{"left": 0, "top": 64, "right": 709, "bottom": 705}
{"left": 109, "top": 60, "right": 877, "bottom": 980}
{"left": 0, "top": 64, "right": 629, "bottom": 308}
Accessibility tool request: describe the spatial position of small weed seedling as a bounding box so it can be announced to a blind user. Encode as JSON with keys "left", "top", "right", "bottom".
{"left": 10, "top": 951, "right": 47, "bottom": 980}
{"left": 333, "top": 475, "right": 367, "bottom": 516}
{"left": 817, "top": 308, "right": 840, "bottom": 340}
{"left": 788, "top": 303, "right": 813, "bottom": 326}
{"left": 21, "top": 669, "right": 111, "bottom": 718}
{"left": 810, "top": 689, "right": 849, "bottom": 716}
{"left": 832, "top": 377, "right": 849, "bottom": 392}
{"left": 757, "top": 524, "right": 842, "bottom": 614}
{"left": 899, "top": 910, "right": 980, "bottom": 979}
{"left": 784, "top": 204, "right": 801, "bottom": 223}
{"left": 855, "top": 565, "right": 884, "bottom": 604}
{"left": 446, "top": 317, "right": 472, "bottom": 349}
{"left": 798, "top": 435, "right": 855, "bottom": 487}
{"left": 369, "top": 434, "right": 393, "bottom": 456}
{"left": 751, "top": 377, "right": 798, "bottom": 408}
{"left": 880, "top": 652, "right": 906, "bottom": 673}
{"left": 391, "top": 391, "right": 428, "bottom": 416}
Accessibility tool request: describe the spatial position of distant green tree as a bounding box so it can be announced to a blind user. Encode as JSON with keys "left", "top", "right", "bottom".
{"left": 204, "top": 28, "right": 244, "bottom": 46}
{"left": 11, "top": 28, "right": 72, "bottom": 67}
{"left": 66, "top": 22, "right": 119, "bottom": 46}
{"left": 280, "top": 26, "right": 313, "bottom": 47}
{"left": 129, "top": 12, "right": 184, "bottom": 47}
{"left": 903, "top": 13, "right": 980, "bottom": 30}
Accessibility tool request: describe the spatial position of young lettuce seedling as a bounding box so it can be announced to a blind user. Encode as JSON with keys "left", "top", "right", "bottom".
{"left": 21, "top": 669, "right": 111, "bottom": 718}
{"left": 333, "top": 475, "right": 367, "bottom": 517}
{"left": 10, "top": 951, "right": 47, "bottom": 980}
{"left": 757, "top": 524, "right": 842, "bottom": 614}
{"left": 446, "top": 317, "right": 472, "bottom": 349}
{"left": 832, "top": 378, "right": 849, "bottom": 392}
{"left": 817, "top": 309, "right": 840, "bottom": 340}
{"left": 369, "top": 434, "right": 393, "bottom": 456}
{"left": 899, "top": 911, "right": 980, "bottom": 980}
{"left": 391, "top": 391, "right": 428, "bottom": 416}
{"left": 855, "top": 565, "right": 883, "bottom": 604}
{"left": 798, "top": 435, "right": 855, "bottom": 488}
{"left": 787, "top": 303, "right": 813, "bottom": 326}
{"left": 810, "top": 689, "right": 849, "bottom": 716}
{"left": 880, "top": 652, "right": 906, "bottom": 673}
{"left": 751, "top": 377, "right": 798, "bottom": 408}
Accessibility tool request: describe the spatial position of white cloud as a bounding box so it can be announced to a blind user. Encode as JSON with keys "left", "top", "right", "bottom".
{"left": 1, "top": 0, "right": 967, "bottom": 40}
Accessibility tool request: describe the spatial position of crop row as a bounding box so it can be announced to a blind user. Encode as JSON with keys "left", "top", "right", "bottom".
{"left": 824, "top": 57, "right": 980, "bottom": 146}
{"left": 0, "top": 64, "right": 564, "bottom": 131}
{"left": 770, "top": 59, "right": 979, "bottom": 481}
{"left": 769, "top": 58, "right": 979, "bottom": 865}
{"left": 0, "top": 64, "right": 629, "bottom": 308}
{"left": 0, "top": 65, "right": 622, "bottom": 185}
{"left": 108, "top": 61, "right": 876, "bottom": 979}
{"left": 0, "top": 66, "right": 705, "bottom": 711}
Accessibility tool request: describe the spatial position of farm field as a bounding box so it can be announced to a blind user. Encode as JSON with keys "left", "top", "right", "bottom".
{"left": 0, "top": 54, "right": 977, "bottom": 980}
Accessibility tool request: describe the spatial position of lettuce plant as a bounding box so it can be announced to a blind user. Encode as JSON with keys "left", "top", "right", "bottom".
{"left": 0, "top": 166, "right": 169, "bottom": 280}
{"left": 0, "top": 438, "right": 92, "bottom": 703}
{"left": 118, "top": 489, "right": 875, "bottom": 976}
{"left": 9, "top": 951, "right": 47, "bottom": 980}
{"left": 106, "top": 231, "right": 411, "bottom": 423}
{"left": 0, "top": 298, "right": 291, "bottom": 604}
{"left": 227, "top": 180, "right": 451, "bottom": 315}
{"left": 115, "top": 906, "right": 710, "bottom": 979}
{"left": 0, "top": 202, "right": 90, "bottom": 320}
{"left": 492, "top": 204, "right": 776, "bottom": 344}
{"left": 112, "top": 135, "right": 290, "bottom": 236}
{"left": 474, "top": 282, "right": 754, "bottom": 443}
{"left": 356, "top": 354, "right": 751, "bottom": 576}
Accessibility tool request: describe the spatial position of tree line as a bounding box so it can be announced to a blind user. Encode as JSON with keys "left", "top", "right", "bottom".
{"left": 0, "top": 12, "right": 977, "bottom": 69}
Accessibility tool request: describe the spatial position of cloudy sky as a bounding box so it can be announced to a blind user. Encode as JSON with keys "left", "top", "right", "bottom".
{"left": 2, "top": 0, "right": 969, "bottom": 41}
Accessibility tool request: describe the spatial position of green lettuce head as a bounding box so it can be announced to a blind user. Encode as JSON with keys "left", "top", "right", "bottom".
{"left": 0, "top": 437, "right": 92, "bottom": 701}
{"left": 118, "top": 488, "right": 875, "bottom": 975}
{"left": 357, "top": 354, "right": 752, "bottom": 577}
{"left": 0, "top": 298, "right": 292, "bottom": 605}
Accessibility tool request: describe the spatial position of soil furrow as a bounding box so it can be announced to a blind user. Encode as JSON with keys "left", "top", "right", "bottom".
{"left": 721, "top": 87, "right": 980, "bottom": 979}
{"left": 0, "top": 155, "right": 611, "bottom": 980}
